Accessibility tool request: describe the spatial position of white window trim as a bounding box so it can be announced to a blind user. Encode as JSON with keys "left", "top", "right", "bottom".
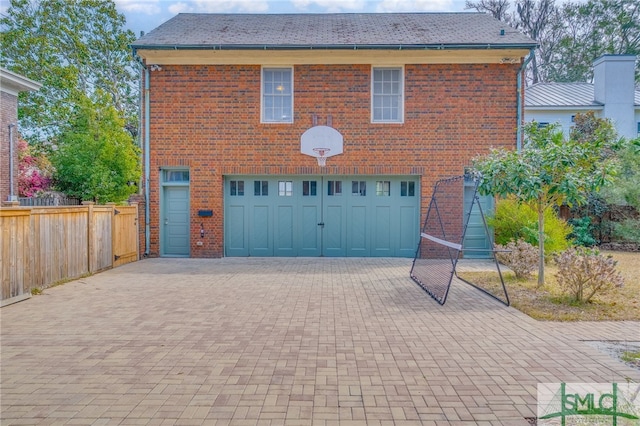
{"left": 371, "top": 65, "right": 404, "bottom": 124}
{"left": 261, "top": 66, "right": 294, "bottom": 124}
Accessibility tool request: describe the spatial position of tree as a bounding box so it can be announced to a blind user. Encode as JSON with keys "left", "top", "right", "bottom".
{"left": 467, "top": 0, "right": 564, "bottom": 84}
{"left": 465, "top": 0, "right": 513, "bottom": 22}
{"left": 549, "top": 0, "right": 640, "bottom": 83}
{"left": 17, "top": 138, "right": 52, "bottom": 197}
{"left": 51, "top": 93, "right": 140, "bottom": 203}
{"left": 473, "top": 121, "right": 618, "bottom": 286}
{"left": 513, "top": 0, "right": 563, "bottom": 84}
{"left": 467, "top": 0, "right": 640, "bottom": 84}
{"left": 1, "top": 0, "right": 138, "bottom": 141}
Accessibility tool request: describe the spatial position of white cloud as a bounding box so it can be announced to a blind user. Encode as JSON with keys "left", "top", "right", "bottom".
{"left": 114, "top": 0, "right": 162, "bottom": 15}
{"left": 375, "top": 0, "right": 454, "bottom": 12}
{"left": 291, "top": 0, "right": 367, "bottom": 12}
{"left": 168, "top": 2, "right": 192, "bottom": 14}
{"left": 189, "top": 0, "right": 269, "bottom": 13}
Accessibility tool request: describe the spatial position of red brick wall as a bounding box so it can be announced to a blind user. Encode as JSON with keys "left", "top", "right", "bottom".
{"left": 145, "top": 63, "right": 519, "bottom": 258}
{"left": 1, "top": 91, "right": 19, "bottom": 202}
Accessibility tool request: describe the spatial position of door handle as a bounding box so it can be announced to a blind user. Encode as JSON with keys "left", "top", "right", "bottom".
{"left": 317, "top": 222, "right": 324, "bottom": 227}
{"left": 165, "top": 219, "right": 169, "bottom": 225}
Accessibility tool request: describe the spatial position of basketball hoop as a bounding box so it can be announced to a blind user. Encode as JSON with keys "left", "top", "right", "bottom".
{"left": 313, "top": 148, "right": 330, "bottom": 167}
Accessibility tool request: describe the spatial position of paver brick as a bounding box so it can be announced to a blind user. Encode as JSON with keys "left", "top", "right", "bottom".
{"left": 1, "top": 258, "right": 638, "bottom": 425}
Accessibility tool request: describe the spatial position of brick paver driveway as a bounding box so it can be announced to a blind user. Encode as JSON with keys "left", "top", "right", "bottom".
{"left": 1, "top": 258, "right": 638, "bottom": 425}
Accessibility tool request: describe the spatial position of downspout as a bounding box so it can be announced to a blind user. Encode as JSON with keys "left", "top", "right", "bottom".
{"left": 143, "top": 65, "right": 150, "bottom": 257}
{"left": 134, "top": 50, "right": 151, "bottom": 257}
{"left": 516, "top": 49, "right": 535, "bottom": 151}
{"left": 8, "top": 123, "right": 16, "bottom": 201}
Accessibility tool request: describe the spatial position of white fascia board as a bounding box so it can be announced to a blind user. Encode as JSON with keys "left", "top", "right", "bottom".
{"left": 0, "top": 68, "right": 42, "bottom": 96}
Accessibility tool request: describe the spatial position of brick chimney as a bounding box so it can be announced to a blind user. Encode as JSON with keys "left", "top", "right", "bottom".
{"left": 593, "top": 55, "right": 637, "bottom": 139}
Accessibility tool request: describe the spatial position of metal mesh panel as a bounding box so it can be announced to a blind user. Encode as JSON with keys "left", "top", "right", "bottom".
{"left": 410, "top": 176, "right": 464, "bottom": 304}
{"left": 410, "top": 175, "right": 509, "bottom": 306}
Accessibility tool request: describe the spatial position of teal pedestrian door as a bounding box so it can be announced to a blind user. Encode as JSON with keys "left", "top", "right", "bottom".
{"left": 161, "top": 169, "right": 190, "bottom": 257}
{"left": 224, "top": 176, "right": 419, "bottom": 257}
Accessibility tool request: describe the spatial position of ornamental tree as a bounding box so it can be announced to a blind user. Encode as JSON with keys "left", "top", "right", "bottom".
{"left": 473, "top": 120, "right": 619, "bottom": 286}
{"left": 17, "top": 138, "right": 52, "bottom": 197}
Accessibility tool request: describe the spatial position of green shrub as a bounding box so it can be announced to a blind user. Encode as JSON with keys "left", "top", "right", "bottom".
{"left": 553, "top": 247, "right": 624, "bottom": 303}
{"left": 487, "top": 197, "right": 573, "bottom": 255}
{"left": 568, "top": 216, "right": 598, "bottom": 247}
{"left": 612, "top": 218, "right": 640, "bottom": 244}
{"left": 494, "top": 240, "right": 538, "bottom": 279}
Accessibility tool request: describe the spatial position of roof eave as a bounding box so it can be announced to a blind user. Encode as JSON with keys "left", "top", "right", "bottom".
{"left": 131, "top": 43, "right": 538, "bottom": 53}
{"left": 0, "top": 68, "right": 42, "bottom": 95}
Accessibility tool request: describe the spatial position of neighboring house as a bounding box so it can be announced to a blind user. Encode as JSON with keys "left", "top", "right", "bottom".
{"left": 131, "top": 13, "right": 536, "bottom": 258}
{"left": 525, "top": 55, "right": 639, "bottom": 139}
{"left": 0, "top": 68, "right": 42, "bottom": 203}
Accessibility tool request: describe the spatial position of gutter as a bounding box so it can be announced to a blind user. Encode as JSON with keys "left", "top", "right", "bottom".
{"left": 8, "top": 123, "right": 16, "bottom": 201}
{"left": 516, "top": 49, "right": 535, "bottom": 151}
{"left": 133, "top": 54, "right": 151, "bottom": 257}
{"left": 131, "top": 43, "right": 538, "bottom": 54}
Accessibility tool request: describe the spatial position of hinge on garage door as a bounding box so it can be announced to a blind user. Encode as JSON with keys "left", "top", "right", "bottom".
{"left": 114, "top": 209, "right": 120, "bottom": 215}
{"left": 114, "top": 254, "right": 121, "bottom": 261}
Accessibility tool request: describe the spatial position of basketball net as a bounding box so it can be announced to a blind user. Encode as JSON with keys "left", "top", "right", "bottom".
{"left": 313, "top": 148, "right": 329, "bottom": 167}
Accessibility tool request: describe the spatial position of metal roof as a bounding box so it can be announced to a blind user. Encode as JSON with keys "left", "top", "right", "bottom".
{"left": 131, "top": 13, "right": 536, "bottom": 50}
{"left": 525, "top": 82, "right": 640, "bottom": 108}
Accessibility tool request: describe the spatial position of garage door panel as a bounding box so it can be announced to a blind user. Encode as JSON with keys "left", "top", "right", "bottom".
{"left": 226, "top": 205, "right": 247, "bottom": 256}
{"left": 275, "top": 205, "right": 294, "bottom": 256}
{"left": 349, "top": 205, "right": 367, "bottom": 255}
{"left": 324, "top": 205, "right": 344, "bottom": 256}
{"left": 251, "top": 205, "right": 270, "bottom": 255}
{"left": 300, "top": 205, "right": 320, "bottom": 252}
{"left": 399, "top": 205, "right": 418, "bottom": 256}
{"left": 373, "top": 205, "right": 391, "bottom": 255}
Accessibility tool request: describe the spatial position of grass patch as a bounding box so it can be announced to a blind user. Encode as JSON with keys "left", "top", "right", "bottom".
{"left": 29, "top": 272, "right": 94, "bottom": 295}
{"left": 458, "top": 251, "right": 640, "bottom": 321}
{"left": 621, "top": 350, "right": 640, "bottom": 364}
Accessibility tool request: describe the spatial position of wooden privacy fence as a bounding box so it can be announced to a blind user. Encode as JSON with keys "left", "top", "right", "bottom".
{"left": 1, "top": 203, "right": 139, "bottom": 307}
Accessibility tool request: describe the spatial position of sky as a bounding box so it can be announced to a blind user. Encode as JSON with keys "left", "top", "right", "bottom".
{"left": 114, "top": 0, "right": 473, "bottom": 36}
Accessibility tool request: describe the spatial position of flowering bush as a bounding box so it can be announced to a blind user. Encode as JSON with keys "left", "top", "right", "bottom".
{"left": 554, "top": 247, "right": 624, "bottom": 303}
{"left": 495, "top": 239, "right": 538, "bottom": 279}
{"left": 17, "top": 139, "right": 52, "bottom": 197}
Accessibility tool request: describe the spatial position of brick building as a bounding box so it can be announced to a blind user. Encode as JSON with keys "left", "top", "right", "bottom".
{"left": 0, "top": 68, "right": 41, "bottom": 203}
{"left": 131, "top": 13, "right": 536, "bottom": 258}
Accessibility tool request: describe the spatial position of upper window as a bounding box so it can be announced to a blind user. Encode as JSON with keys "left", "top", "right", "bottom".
{"left": 352, "top": 181, "right": 367, "bottom": 196}
{"left": 163, "top": 170, "right": 189, "bottom": 182}
{"left": 254, "top": 180, "right": 268, "bottom": 196}
{"left": 230, "top": 180, "right": 244, "bottom": 196}
{"left": 376, "top": 181, "right": 390, "bottom": 196}
{"left": 262, "top": 67, "right": 293, "bottom": 123}
{"left": 372, "top": 67, "right": 403, "bottom": 123}
{"left": 400, "top": 181, "right": 415, "bottom": 197}
{"left": 278, "top": 181, "right": 293, "bottom": 196}
{"left": 302, "top": 181, "right": 317, "bottom": 196}
{"left": 328, "top": 181, "right": 342, "bottom": 196}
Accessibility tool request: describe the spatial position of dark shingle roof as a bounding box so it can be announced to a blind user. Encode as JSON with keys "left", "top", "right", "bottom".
{"left": 132, "top": 13, "right": 536, "bottom": 49}
{"left": 525, "top": 82, "right": 640, "bottom": 107}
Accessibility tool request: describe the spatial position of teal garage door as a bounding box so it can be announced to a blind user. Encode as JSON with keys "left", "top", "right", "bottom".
{"left": 224, "top": 176, "right": 419, "bottom": 257}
